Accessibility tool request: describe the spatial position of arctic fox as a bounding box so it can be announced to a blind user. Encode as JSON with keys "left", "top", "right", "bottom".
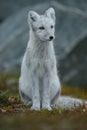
{"left": 19, "top": 8, "right": 87, "bottom": 111}
{"left": 19, "top": 8, "right": 61, "bottom": 111}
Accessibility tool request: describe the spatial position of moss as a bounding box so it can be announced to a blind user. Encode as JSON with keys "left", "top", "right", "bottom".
{"left": 0, "top": 91, "right": 11, "bottom": 106}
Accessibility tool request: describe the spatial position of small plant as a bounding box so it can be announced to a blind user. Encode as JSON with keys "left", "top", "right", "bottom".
{"left": 0, "top": 91, "right": 11, "bottom": 106}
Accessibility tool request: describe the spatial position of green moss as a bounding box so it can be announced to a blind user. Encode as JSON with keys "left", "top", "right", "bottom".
{"left": 0, "top": 91, "right": 11, "bottom": 106}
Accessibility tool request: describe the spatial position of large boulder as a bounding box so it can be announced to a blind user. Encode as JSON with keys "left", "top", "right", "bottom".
{"left": 0, "top": 0, "right": 44, "bottom": 22}
{"left": 0, "top": 1, "right": 87, "bottom": 86}
{"left": 60, "top": 36, "right": 87, "bottom": 86}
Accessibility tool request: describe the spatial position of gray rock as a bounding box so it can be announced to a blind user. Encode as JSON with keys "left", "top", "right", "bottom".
{"left": 0, "top": 1, "right": 87, "bottom": 86}
{"left": 0, "top": 0, "right": 46, "bottom": 22}
{"left": 60, "top": 37, "right": 87, "bottom": 86}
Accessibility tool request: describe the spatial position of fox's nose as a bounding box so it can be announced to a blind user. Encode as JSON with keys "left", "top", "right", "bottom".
{"left": 49, "top": 36, "right": 54, "bottom": 41}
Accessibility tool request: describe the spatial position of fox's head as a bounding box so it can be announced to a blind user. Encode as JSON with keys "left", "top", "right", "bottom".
{"left": 28, "top": 8, "right": 55, "bottom": 42}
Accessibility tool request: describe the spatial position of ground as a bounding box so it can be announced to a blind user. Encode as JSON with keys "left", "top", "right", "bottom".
{"left": 0, "top": 72, "right": 87, "bottom": 130}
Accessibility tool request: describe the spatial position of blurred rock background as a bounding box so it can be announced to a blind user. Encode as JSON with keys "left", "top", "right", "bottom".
{"left": 0, "top": 0, "right": 87, "bottom": 87}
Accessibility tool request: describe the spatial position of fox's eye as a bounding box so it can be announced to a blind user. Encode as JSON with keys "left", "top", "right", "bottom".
{"left": 39, "top": 26, "right": 45, "bottom": 30}
{"left": 51, "top": 25, "right": 54, "bottom": 29}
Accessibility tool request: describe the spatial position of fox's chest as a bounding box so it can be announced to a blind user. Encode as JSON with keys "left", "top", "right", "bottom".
{"left": 26, "top": 44, "right": 56, "bottom": 77}
{"left": 27, "top": 58, "right": 55, "bottom": 78}
{"left": 33, "top": 60, "right": 53, "bottom": 77}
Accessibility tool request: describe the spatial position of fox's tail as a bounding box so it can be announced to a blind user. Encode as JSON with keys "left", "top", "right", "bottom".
{"left": 57, "top": 96, "right": 87, "bottom": 109}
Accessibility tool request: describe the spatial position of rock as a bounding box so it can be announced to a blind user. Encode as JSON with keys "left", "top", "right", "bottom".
{"left": 0, "top": 1, "right": 87, "bottom": 86}
{"left": 0, "top": 0, "right": 44, "bottom": 22}
{"left": 60, "top": 37, "right": 87, "bottom": 86}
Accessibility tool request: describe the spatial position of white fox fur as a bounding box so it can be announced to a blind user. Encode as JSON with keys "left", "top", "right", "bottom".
{"left": 19, "top": 8, "right": 87, "bottom": 111}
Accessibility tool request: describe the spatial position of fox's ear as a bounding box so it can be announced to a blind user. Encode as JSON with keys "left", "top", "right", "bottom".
{"left": 28, "top": 11, "right": 39, "bottom": 22}
{"left": 45, "top": 8, "right": 55, "bottom": 21}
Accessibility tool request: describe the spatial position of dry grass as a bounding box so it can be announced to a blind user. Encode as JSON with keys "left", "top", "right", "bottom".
{"left": 0, "top": 72, "right": 87, "bottom": 130}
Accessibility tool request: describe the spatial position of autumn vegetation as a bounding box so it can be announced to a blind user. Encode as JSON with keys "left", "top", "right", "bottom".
{"left": 0, "top": 72, "right": 87, "bottom": 130}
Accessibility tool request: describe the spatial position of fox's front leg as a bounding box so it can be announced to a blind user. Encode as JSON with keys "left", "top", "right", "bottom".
{"left": 42, "top": 75, "right": 52, "bottom": 110}
{"left": 31, "top": 73, "right": 40, "bottom": 111}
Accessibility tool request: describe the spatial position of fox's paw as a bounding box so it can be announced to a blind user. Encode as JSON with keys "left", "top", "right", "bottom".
{"left": 31, "top": 105, "right": 40, "bottom": 111}
{"left": 42, "top": 105, "right": 52, "bottom": 111}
